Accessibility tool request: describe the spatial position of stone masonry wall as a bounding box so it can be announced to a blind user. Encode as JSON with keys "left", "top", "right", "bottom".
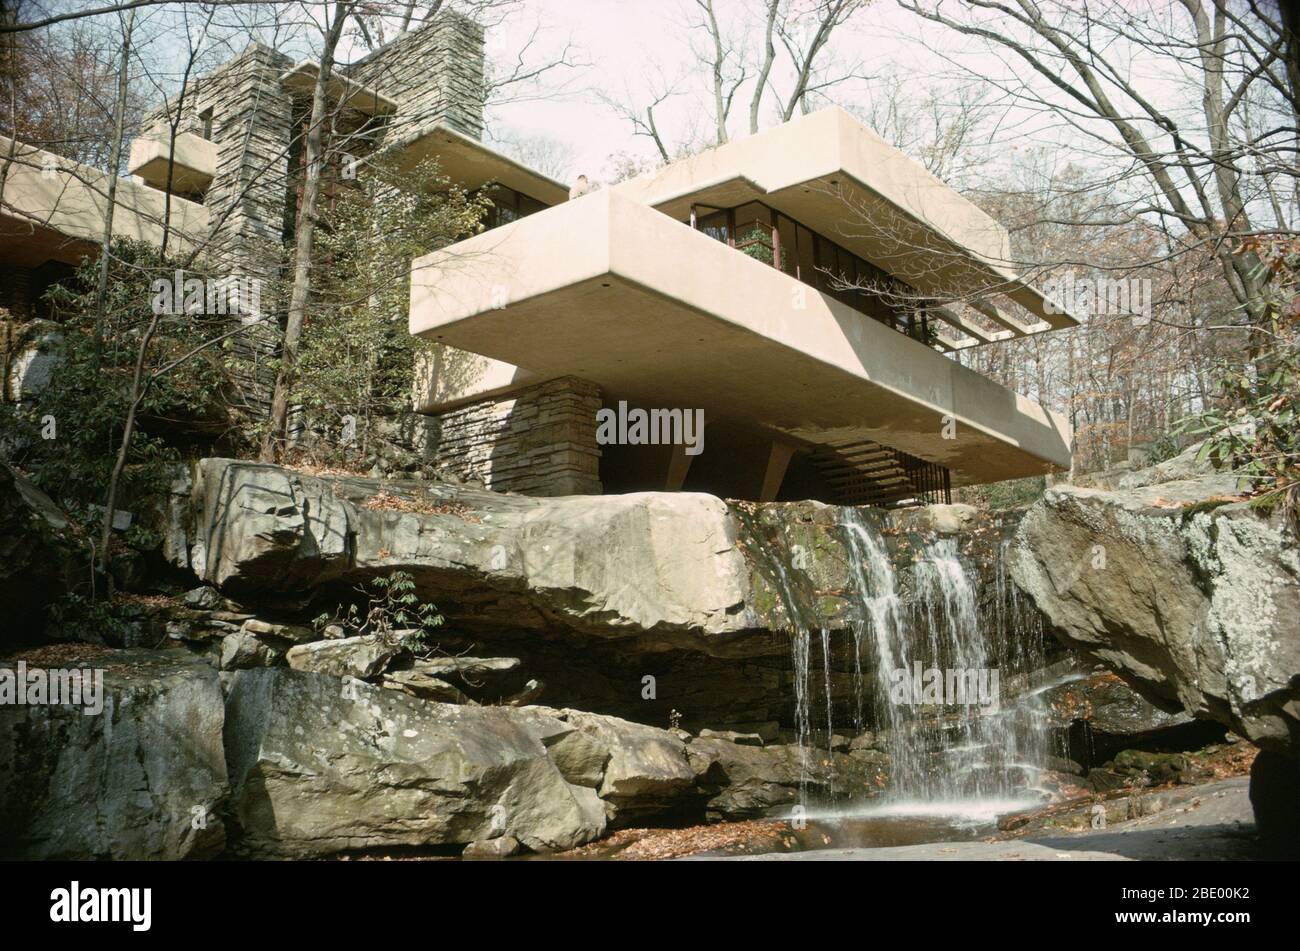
{"left": 426, "top": 376, "right": 603, "bottom": 496}
{"left": 348, "top": 12, "right": 486, "bottom": 141}
{"left": 141, "top": 42, "right": 295, "bottom": 415}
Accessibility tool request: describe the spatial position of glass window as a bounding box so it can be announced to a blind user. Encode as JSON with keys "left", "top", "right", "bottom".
{"left": 697, "top": 210, "right": 730, "bottom": 245}
{"left": 796, "top": 224, "right": 817, "bottom": 285}
{"left": 519, "top": 194, "right": 547, "bottom": 216}
{"left": 776, "top": 214, "right": 798, "bottom": 276}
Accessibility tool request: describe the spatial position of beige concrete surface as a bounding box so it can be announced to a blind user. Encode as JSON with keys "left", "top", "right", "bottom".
{"left": 390, "top": 123, "right": 570, "bottom": 206}
{"left": 128, "top": 130, "right": 217, "bottom": 196}
{"left": 410, "top": 189, "right": 1072, "bottom": 486}
{"left": 1, "top": 136, "right": 210, "bottom": 266}
{"left": 614, "top": 107, "right": 1074, "bottom": 332}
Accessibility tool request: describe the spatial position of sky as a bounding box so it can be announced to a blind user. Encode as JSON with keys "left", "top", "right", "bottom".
{"left": 36, "top": 0, "right": 1265, "bottom": 224}
{"left": 472, "top": 0, "right": 1213, "bottom": 205}
{"left": 480, "top": 0, "right": 968, "bottom": 183}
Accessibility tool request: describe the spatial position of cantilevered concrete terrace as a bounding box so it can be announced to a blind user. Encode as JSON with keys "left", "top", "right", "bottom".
{"left": 613, "top": 107, "right": 1077, "bottom": 348}
{"left": 0, "top": 136, "right": 210, "bottom": 268}
{"left": 410, "top": 186, "right": 1073, "bottom": 493}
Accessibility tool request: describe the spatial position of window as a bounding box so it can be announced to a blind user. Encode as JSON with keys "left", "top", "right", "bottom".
{"left": 689, "top": 199, "right": 930, "bottom": 344}
{"left": 198, "top": 107, "right": 214, "bottom": 140}
{"left": 487, "top": 186, "right": 549, "bottom": 229}
{"left": 697, "top": 209, "right": 730, "bottom": 245}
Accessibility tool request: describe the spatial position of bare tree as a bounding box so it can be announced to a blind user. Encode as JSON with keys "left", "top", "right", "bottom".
{"left": 771, "top": 0, "right": 868, "bottom": 122}
{"left": 899, "top": 0, "right": 1300, "bottom": 356}
{"left": 90, "top": 8, "right": 135, "bottom": 366}
{"left": 690, "top": 0, "right": 747, "bottom": 145}
{"left": 608, "top": 0, "right": 870, "bottom": 159}
{"left": 262, "top": 0, "right": 352, "bottom": 460}
{"left": 599, "top": 78, "right": 683, "bottom": 165}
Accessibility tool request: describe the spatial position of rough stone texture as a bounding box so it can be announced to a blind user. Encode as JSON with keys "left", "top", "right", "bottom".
{"left": 3, "top": 644, "right": 845, "bottom": 858}
{"left": 546, "top": 728, "right": 610, "bottom": 788}
{"left": 223, "top": 668, "right": 610, "bottom": 857}
{"left": 138, "top": 42, "right": 294, "bottom": 413}
{"left": 284, "top": 634, "right": 402, "bottom": 679}
{"left": 348, "top": 11, "right": 486, "bottom": 140}
{"left": 422, "top": 376, "right": 604, "bottom": 496}
{"left": 1, "top": 318, "right": 61, "bottom": 401}
{"left": 558, "top": 709, "right": 699, "bottom": 824}
{"left": 1012, "top": 471, "right": 1300, "bottom": 756}
{"left": 381, "top": 668, "right": 471, "bottom": 704}
{"left": 0, "top": 650, "right": 228, "bottom": 859}
{"left": 462, "top": 835, "right": 521, "bottom": 858}
{"left": 412, "top": 655, "right": 520, "bottom": 678}
{"left": 689, "top": 735, "right": 888, "bottom": 821}
{"left": 1043, "top": 668, "right": 1226, "bottom": 768}
{"left": 188, "top": 458, "right": 757, "bottom": 649}
{"left": 220, "top": 631, "right": 280, "bottom": 670}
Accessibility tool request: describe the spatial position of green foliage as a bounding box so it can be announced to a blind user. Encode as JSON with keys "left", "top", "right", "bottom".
{"left": 3, "top": 240, "right": 233, "bottom": 511}
{"left": 957, "top": 474, "right": 1047, "bottom": 510}
{"left": 314, "top": 569, "right": 444, "bottom": 652}
{"left": 295, "top": 157, "right": 493, "bottom": 463}
{"left": 46, "top": 593, "right": 146, "bottom": 645}
{"left": 736, "top": 224, "right": 785, "bottom": 269}
{"left": 1177, "top": 353, "right": 1298, "bottom": 488}
{"left": 1146, "top": 429, "right": 1184, "bottom": 466}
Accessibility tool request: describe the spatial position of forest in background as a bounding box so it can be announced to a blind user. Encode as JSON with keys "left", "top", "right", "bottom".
{"left": 1, "top": 0, "right": 1297, "bottom": 555}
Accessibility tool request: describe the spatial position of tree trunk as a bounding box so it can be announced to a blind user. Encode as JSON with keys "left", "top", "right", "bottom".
{"left": 92, "top": 9, "right": 135, "bottom": 367}
{"left": 262, "top": 3, "right": 349, "bottom": 461}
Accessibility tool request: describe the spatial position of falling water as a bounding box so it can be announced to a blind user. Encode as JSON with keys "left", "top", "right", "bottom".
{"left": 743, "top": 502, "right": 1054, "bottom": 820}
{"left": 791, "top": 625, "right": 811, "bottom": 798}
{"left": 734, "top": 509, "right": 820, "bottom": 797}
{"left": 836, "top": 508, "right": 1055, "bottom": 819}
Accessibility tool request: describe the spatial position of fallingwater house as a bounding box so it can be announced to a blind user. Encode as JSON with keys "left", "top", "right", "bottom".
{"left": 1, "top": 13, "right": 1076, "bottom": 508}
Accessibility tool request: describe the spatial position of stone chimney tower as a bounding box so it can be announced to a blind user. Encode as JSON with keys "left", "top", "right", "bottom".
{"left": 347, "top": 13, "right": 486, "bottom": 141}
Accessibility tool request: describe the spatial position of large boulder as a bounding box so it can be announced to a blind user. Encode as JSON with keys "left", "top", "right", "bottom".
{"left": 554, "top": 709, "right": 699, "bottom": 824}
{"left": 182, "top": 459, "right": 1032, "bottom": 665}
{"left": 284, "top": 634, "right": 402, "bottom": 679}
{"left": 1012, "top": 473, "right": 1300, "bottom": 756}
{"left": 188, "top": 459, "right": 759, "bottom": 652}
{"left": 0, "top": 649, "right": 228, "bottom": 859}
{"left": 222, "top": 668, "right": 609, "bottom": 857}
{"left": 687, "top": 736, "right": 889, "bottom": 820}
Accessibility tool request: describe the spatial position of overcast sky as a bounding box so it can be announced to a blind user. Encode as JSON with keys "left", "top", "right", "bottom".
{"left": 481, "top": 0, "right": 971, "bottom": 183}
{"left": 50, "top": 0, "right": 1224, "bottom": 210}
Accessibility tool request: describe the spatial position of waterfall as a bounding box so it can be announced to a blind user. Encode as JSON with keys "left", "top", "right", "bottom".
{"left": 837, "top": 508, "right": 1053, "bottom": 819}
{"left": 791, "top": 627, "right": 811, "bottom": 798}
{"left": 734, "top": 509, "right": 820, "bottom": 796}
{"left": 741, "top": 502, "right": 1053, "bottom": 821}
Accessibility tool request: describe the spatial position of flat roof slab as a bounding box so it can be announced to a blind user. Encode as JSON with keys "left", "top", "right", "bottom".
{"left": 411, "top": 190, "right": 1072, "bottom": 486}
